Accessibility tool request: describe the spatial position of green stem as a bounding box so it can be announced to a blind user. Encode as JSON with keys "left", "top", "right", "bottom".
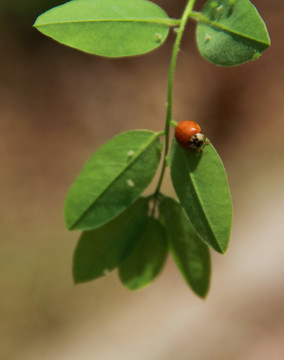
{"left": 153, "top": 0, "right": 197, "bottom": 198}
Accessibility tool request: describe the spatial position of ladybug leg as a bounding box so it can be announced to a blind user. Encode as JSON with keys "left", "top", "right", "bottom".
{"left": 204, "top": 136, "right": 210, "bottom": 145}
{"left": 197, "top": 136, "right": 209, "bottom": 153}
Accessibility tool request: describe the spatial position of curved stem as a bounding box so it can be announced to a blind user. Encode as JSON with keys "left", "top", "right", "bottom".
{"left": 153, "top": 0, "right": 197, "bottom": 198}
{"left": 170, "top": 119, "right": 178, "bottom": 127}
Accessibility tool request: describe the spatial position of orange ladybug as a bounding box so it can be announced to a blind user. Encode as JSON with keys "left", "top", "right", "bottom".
{"left": 175, "top": 120, "right": 206, "bottom": 151}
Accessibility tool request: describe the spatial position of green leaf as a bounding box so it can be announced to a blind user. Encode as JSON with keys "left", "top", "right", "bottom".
{"left": 65, "top": 130, "right": 162, "bottom": 231}
{"left": 73, "top": 197, "right": 149, "bottom": 283}
{"left": 118, "top": 217, "right": 168, "bottom": 291}
{"left": 34, "top": 0, "right": 172, "bottom": 57}
{"left": 195, "top": 0, "right": 271, "bottom": 66}
{"left": 159, "top": 196, "right": 211, "bottom": 298}
{"left": 170, "top": 139, "right": 232, "bottom": 254}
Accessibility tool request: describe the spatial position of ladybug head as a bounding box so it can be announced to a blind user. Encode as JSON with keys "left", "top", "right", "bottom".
{"left": 188, "top": 133, "right": 206, "bottom": 151}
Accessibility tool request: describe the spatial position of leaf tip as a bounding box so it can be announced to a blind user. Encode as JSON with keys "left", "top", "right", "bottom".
{"left": 209, "top": 240, "right": 227, "bottom": 254}
{"left": 64, "top": 212, "right": 73, "bottom": 231}
{"left": 33, "top": 15, "right": 42, "bottom": 28}
{"left": 73, "top": 277, "right": 88, "bottom": 285}
{"left": 120, "top": 280, "right": 151, "bottom": 292}
{"left": 64, "top": 201, "right": 77, "bottom": 230}
{"left": 72, "top": 273, "right": 81, "bottom": 285}
{"left": 65, "top": 222, "right": 73, "bottom": 231}
{"left": 219, "top": 242, "right": 229, "bottom": 255}
{"left": 73, "top": 278, "right": 79, "bottom": 285}
{"left": 184, "top": 274, "right": 210, "bottom": 299}
{"left": 266, "top": 35, "right": 272, "bottom": 47}
{"left": 197, "top": 289, "right": 209, "bottom": 299}
{"left": 72, "top": 268, "right": 90, "bottom": 285}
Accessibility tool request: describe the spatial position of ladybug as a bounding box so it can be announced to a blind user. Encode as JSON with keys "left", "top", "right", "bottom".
{"left": 175, "top": 120, "right": 207, "bottom": 151}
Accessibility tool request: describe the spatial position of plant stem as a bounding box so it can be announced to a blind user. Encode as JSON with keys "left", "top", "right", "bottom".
{"left": 170, "top": 120, "right": 178, "bottom": 127}
{"left": 153, "top": 0, "right": 197, "bottom": 198}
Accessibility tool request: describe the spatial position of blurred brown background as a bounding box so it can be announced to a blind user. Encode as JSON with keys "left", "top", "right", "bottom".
{"left": 0, "top": 1, "right": 283, "bottom": 359}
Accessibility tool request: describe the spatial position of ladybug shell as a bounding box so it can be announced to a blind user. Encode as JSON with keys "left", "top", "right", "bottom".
{"left": 175, "top": 121, "right": 201, "bottom": 149}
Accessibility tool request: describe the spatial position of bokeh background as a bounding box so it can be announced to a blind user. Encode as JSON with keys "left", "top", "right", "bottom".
{"left": 1, "top": 1, "right": 283, "bottom": 359}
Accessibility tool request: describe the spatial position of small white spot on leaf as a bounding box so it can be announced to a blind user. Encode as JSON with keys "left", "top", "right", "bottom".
{"left": 126, "top": 179, "right": 135, "bottom": 187}
{"left": 205, "top": 34, "right": 212, "bottom": 42}
{"left": 154, "top": 33, "right": 162, "bottom": 43}
{"left": 127, "top": 150, "right": 135, "bottom": 158}
{"left": 216, "top": 5, "right": 224, "bottom": 11}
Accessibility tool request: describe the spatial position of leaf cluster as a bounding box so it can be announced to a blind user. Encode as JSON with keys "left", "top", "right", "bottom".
{"left": 33, "top": 0, "right": 270, "bottom": 297}
{"left": 66, "top": 130, "right": 232, "bottom": 297}
{"left": 34, "top": 0, "right": 270, "bottom": 65}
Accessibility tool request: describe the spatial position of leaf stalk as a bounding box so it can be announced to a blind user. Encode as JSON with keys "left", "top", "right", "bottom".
{"left": 152, "top": 0, "right": 197, "bottom": 200}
